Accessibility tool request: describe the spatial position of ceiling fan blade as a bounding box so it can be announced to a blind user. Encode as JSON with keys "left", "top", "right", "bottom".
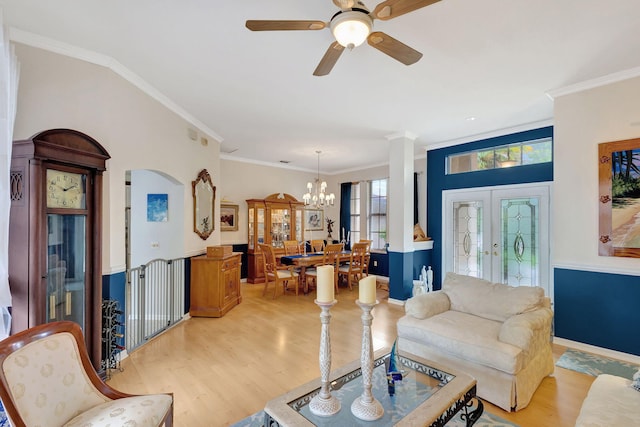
{"left": 372, "top": 0, "right": 440, "bottom": 21}
{"left": 313, "top": 42, "right": 345, "bottom": 76}
{"left": 367, "top": 31, "right": 422, "bottom": 65}
{"left": 245, "top": 20, "right": 326, "bottom": 31}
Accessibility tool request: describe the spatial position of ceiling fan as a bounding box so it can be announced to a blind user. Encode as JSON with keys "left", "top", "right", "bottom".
{"left": 246, "top": 0, "right": 441, "bottom": 76}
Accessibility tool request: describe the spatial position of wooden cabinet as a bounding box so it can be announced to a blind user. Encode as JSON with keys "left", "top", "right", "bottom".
{"left": 9, "top": 129, "right": 110, "bottom": 371}
{"left": 246, "top": 193, "right": 305, "bottom": 283}
{"left": 190, "top": 252, "right": 242, "bottom": 317}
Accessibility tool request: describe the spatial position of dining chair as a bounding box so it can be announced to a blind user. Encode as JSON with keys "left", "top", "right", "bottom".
{"left": 260, "top": 243, "right": 300, "bottom": 298}
{"left": 310, "top": 239, "right": 325, "bottom": 252}
{"left": 283, "top": 240, "right": 301, "bottom": 255}
{"left": 305, "top": 243, "right": 344, "bottom": 295}
{"left": 0, "top": 320, "right": 173, "bottom": 427}
{"left": 359, "top": 239, "right": 372, "bottom": 275}
{"left": 338, "top": 241, "right": 368, "bottom": 290}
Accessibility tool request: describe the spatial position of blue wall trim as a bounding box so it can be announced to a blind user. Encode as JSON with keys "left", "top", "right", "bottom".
{"left": 426, "top": 126, "right": 554, "bottom": 287}
{"left": 555, "top": 268, "right": 640, "bottom": 356}
{"left": 388, "top": 251, "right": 414, "bottom": 300}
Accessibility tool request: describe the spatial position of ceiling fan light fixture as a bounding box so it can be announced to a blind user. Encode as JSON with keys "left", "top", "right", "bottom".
{"left": 330, "top": 10, "right": 372, "bottom": 49}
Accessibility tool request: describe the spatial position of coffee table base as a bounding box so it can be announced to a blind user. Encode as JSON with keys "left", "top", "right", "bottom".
{"left": 431, "top": 387, "right": 484, "bottom": 427}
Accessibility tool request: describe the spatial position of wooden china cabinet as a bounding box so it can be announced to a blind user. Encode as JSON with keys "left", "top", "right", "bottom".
{"left": 246, "top": 193, "right": 305, "bottom": 283}
{"left": 8, "top": 129, "right": 110, "bottom": 370}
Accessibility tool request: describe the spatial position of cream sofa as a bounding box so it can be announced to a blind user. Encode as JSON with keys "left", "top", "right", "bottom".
{"left": 575, "top": 373, "right": 640, "bottom": 426}
{"left": 396, "top": 272, "right": 554, "bottom": 411}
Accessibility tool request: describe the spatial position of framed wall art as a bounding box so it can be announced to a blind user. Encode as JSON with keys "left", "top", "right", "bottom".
{"left": 147, "top": 193, "right": 168, "bottom": 222}
{"left": 220, "top": 204, "right": 239, "bottom": 232}
{"left": 598, "top": 137, "right": 640, "bottom": 257}
{"left": 304, "top": 209, "right": 324, "bottom": 231}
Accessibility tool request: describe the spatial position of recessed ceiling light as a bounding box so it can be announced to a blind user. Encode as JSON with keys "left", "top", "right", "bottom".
{"left": 465, "top": 116, "right": 477, "bottom": 121}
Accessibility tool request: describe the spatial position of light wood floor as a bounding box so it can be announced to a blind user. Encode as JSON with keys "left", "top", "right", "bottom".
{"left": 106, "top": 282, "right": 595, "bottom": 426}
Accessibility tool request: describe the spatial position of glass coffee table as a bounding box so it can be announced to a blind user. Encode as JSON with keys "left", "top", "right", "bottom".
{"left": 264, "top": 348, "right": 483, "bottom": 426}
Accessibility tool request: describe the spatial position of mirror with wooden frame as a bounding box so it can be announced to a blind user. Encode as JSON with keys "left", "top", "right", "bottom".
{"left": 192, "top": 169, "right": 216, "bottom": 240}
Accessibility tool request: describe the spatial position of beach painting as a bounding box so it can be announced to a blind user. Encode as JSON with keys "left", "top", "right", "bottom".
{"left": 599, "top": 138, "right": 640, "bottom": 257}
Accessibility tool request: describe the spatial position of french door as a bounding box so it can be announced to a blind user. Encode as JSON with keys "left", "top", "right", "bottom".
{"left": 443, "top": 183, "right": 550, "bottom": 295}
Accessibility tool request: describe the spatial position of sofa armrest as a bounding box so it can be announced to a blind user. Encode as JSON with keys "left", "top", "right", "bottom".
{"left": 498, "top": 307, "right": 553, "bottom": 351}
{"left": 404, "top": 291, "right": 450, "bottom": 319}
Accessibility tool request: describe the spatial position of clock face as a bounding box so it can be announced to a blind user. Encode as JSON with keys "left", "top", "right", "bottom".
{"left": 47, "top": 169, "right": 86, "bottom": 209}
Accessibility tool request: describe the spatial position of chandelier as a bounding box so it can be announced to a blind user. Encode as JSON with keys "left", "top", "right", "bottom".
{"left": 303, "top": 150, "right": 335, "bottom": 208}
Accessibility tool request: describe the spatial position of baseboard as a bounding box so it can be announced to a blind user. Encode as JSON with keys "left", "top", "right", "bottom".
{"left": 553, "top": 337, "right": 640, "bottom": 365}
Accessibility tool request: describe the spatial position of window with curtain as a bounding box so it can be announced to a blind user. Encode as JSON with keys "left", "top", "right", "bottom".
{"left": 368, "top": 178, "right": 388, "bottom": 250}
{"left": 350, "top": 183, "right": 360, "bottom": 243}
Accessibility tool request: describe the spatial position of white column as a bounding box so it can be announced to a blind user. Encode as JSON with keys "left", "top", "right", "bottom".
{"left": 387, "top": 132, "right": 416, "bottom": 253}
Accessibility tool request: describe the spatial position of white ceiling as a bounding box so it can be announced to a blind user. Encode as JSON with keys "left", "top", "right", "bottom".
{"left": 2, "top": 0, "right": 640, "bottom": 174}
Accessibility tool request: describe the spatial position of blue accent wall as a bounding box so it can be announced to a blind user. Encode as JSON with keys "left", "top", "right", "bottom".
{"left": 102, "top": 271, "right": 126, "bottom": 305}
{"left": 413, "top": 249, "right": 432, "bottom": 281}
{"left": 555, "top": 268, "right": 640, "bottom": 356}
{"left": 368, "top": 252, "right": 389, "bottom": 276}
{"left": 102, "top": 271, "right": 127, "bottom": 348}
{"left": 426, "top": 126, "right": 554, "bottom": 288}
{"left": 231, "top": 244, "right": 248, "bottom": 279}
{"left": 184, "top": 256, "right": 192, "bottom": 314}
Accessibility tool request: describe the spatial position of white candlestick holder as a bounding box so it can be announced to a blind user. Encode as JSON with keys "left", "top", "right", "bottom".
{"left": 309, "top": 299, "right": 341, "bottom": 416}
{"left": 351, "top": 299, "right": 384, "bottom": 421}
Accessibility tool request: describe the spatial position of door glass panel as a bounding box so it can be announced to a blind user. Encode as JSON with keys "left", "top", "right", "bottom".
{"left": 452, "top": 201, "right": 483, "bottom": 278}
{"left": 500, "top": 198, "right": 539, "bottom": 286}
{"left": 47, "top": 214, "right": 86, "bottom": 327}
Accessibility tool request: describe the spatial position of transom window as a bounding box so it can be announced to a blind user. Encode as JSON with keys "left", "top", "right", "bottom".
{"left": 446, "top": 137, "right": 552, "bottom": 175}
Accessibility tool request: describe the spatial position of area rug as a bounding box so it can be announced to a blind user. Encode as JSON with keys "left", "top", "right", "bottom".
{"left": 556, "top": 348, "right": 640, "bottom": 378}
{"left": 0, "top": 400, "right": 7, "bottom": 426}
{"left": 230, "top": 406, "right": 519, "bottom": 427}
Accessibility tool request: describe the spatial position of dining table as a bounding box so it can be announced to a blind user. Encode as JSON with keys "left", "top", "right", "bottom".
{"left": 279, "top": 251, "right": 351, "bottom": 294}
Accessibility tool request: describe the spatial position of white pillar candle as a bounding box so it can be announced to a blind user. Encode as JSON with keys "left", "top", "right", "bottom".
{"left": 316, "top": 265, "right": 335, "bottom": 303}
{"left": 359, "top": 275, "right": 376, "bottom": 304}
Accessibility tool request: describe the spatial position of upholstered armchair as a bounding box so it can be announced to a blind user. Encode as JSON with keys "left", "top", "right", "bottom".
{"left": 0, "top": 321, "right": 173, "bottom": 426}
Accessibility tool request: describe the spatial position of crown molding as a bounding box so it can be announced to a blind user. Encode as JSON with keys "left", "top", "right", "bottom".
{"left": 547, "top": 65, "right": 640, "bottom": 99}
{"left": 421, "top": 119, "right": 554, "bottom": 152}
{"left": 385, "top": 131, "right": 418, "bottom": 142}
{"left": 9, "top": 27, "right": 224, "bottom": 143}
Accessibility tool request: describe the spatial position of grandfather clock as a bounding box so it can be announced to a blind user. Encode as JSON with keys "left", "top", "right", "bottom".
{"left": 9, "top": 129, "right": 110, "bottom": 370}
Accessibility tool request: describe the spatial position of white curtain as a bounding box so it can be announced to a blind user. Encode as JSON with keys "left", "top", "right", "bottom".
{"left": 0, "top": 9, "right": 20, "bottom": 339}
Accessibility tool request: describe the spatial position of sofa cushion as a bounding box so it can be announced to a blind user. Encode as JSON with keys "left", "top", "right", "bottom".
{"left": 404, "top": 291, "right": 450, "bottom": 319}
{"left": 575, "top": 374, "right": 640, "bottom": 427}
{"left": 443, "top": 272, "right": 545, "bottom": 322}
{"left": 397, "top": 311, "right": 525, "bottom": 374}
